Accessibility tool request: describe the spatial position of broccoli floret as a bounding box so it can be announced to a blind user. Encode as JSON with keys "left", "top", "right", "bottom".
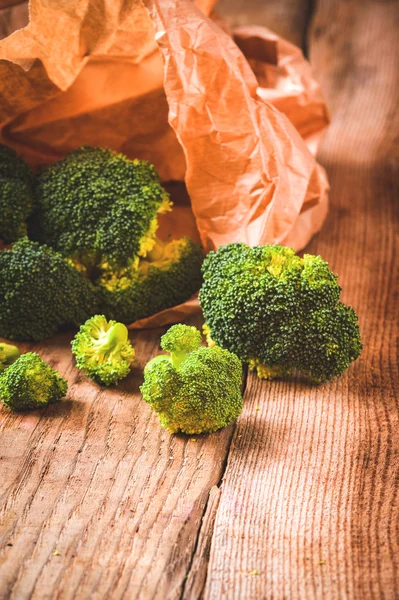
{"left": 199, "top": 243, "right": 362, "bottom": 384}
{"left": 0, "top": 352, "right": 67, "bottom": 411}
{"left": 0, "top": 237, "right": 98, "bottom": 341}
{"left": 0, "top": 342, "right": 20, "bottom": 373}
{"left": 140, "top": 324, "right": 243, "bottom": 434}
{"left": 0, "top": 145, "right": 34, "bottom": 244}
{"left": 30, "top": 146, "right": 203, "bottom": 323}
{"left": 31, "top": 146, "right": 171, "bottom": 276}
{"left": 71, "top": 315, "right": 135, "bottom": 386}
{"left": 97, "top": 237, "right": 203, "bottom": 323}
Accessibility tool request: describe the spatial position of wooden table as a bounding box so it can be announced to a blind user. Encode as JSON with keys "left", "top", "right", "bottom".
{"left": 1, "top": 1, "right": 398, "bottom": 598}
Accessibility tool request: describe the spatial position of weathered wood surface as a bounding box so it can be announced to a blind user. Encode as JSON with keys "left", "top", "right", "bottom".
{"left": 0, "top": 0, "right": 398, "bottom": 599}
{"left": 205, "top": 0, "right": 399, "bottom": 598}
{"left": 217, "top": 0, "right": 313, "bottom": 49}
{"left": 0, "top": 319, "right": 239, "bottom": 600}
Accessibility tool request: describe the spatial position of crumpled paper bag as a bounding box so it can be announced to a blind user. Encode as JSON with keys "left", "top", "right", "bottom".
{"left": 0, "top": 0, "right": 329, "bottom": 329}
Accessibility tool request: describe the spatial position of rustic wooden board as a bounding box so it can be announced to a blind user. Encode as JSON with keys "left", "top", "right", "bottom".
{"left": 216, "top": 0, "right": 313, "bottom": 49}
{"left": 204, "top": 0, "right": 399, "bottom": 598}
{"left": 1, "top": 0, "right": 398, "bottom": 599}
{"left": 0, "top": 320, "right": 237, "bottom": 599}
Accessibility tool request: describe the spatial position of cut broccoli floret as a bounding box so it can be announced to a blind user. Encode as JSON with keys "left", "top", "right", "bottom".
{"left": 97, "top": 237, "right": 203, "bottom": 323}
{"left": 0, "top": 237, "right": 98, "bottom": 341}
{"left": 31, "top": 146, "right": 171, "bottom": 276}
{"left": 0, "top": 342, "right": 20, "bottom": 373}
{"left": 0, "top": 352, "right": 67, "bottom": 411}
{"left": 71, "top": 315, "right": 135, "bottom": 386}
{"left": 0, "top": 145, "right": 34, "bottom": 244}
{"left": 140, "top": 324, "right": 243, "bottom": 434}
{"left": 199, "top": 243, "right": 362, "bottom": 384}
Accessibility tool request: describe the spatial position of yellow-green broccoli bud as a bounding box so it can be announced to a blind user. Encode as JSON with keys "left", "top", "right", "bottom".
{"left": 71, "top": 315, "right": 135, "bottom": 386}
{"left": 0, "top": 342, "right": 20, "bottom": 373}
{"left": 161, "top": 324, "right": 202, "bottom": 368}
{"left": 140, "top": 324, "right": 243, "bottom": 435}
{"left": 0, "top": 352, "right": 67, "bottom": 411}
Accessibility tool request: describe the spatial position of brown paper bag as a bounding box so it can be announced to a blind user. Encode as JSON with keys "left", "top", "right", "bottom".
{"left": 0, "top": 0, "right": 329, "bottom": 328}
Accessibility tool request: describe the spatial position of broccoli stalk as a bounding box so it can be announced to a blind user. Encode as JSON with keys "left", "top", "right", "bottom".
{"left": 71, "top": 315, "right": 135, "bottom": 386}
{"left": 0, "top": 352, "right": 67, "bottom": 411}
{"left": 160, "top": 324, "right": 202, "bottom": 368}
{"left": 199, "top": 243, "right": 362, "bottom": 384}
{"left": 141, "top": 324, "right": 243, "bottom": 435}
{"left": 0, "top": 342, "right": 20, "bottom": 373}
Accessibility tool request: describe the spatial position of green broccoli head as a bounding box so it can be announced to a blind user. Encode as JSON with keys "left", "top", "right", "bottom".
{"left": 140, "top": 324, "right": 243, "bottom": 434}
{"left": 161, "top": 324, "right": 202, "bottom": 367}
{"left": 71, "top": 315, "right": 135, "bottom": 386}
{"left": 0, "top": 352, "right": 67, "bottom": 411}
{"left": 0, "top": 342, "right": 20, "bottom": 373}
{"left": 0, "top": 237, "right": 98, "bottom": 341}
{"left": 199, "top": 243, "right": 362, "bottom": 384}
{"left": 31, "top": 146, "right": 171, "bottom": 275}
{"left": 0, "top": 145, "right": 34, "bottom": 244}
{"left": 97, "top": 237, "right": 204, "bottom": 324}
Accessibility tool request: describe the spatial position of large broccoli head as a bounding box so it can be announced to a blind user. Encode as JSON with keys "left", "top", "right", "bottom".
{"left": 0, "top": 352, "right": 67, "bottom": 411}
{"left": 71, "top": 315, "right": 135, "bottom": 386}
{"left": 31, "top": 146, "right": 171, "bottom": 276}
{"left": 199, "top": 243, "right": 362, "bottom": 384}
{"left": 140, "top": 324, "right": 243, "bottom": 434}
{"left": 97, "top": 237, "right": 204, "bottom": 323}
{"left": 0, "top": 237, "right": 98, "bottom": 341}
{"left": 0, "top": 145, "right": 34, "bottom": 244}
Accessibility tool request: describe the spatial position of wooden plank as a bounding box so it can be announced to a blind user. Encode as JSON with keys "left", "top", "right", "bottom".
{"left": 0, "top": 1, "right": 27, "bottom": 40}
{"left": 216, "top": 0, "right": 313, "bottom": 49}
{"left": 0, "top": 320, "right": 236, "bottom": 599}
{"left": 204, "top": 1, "right": 399, "bottom": 598}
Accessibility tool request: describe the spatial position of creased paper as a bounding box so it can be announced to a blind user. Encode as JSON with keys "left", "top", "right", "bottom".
{"left": 0, "top": 0, "right": 329, "bottom": 329}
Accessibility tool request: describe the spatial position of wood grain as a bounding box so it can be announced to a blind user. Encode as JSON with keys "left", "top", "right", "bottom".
{"left": 216, "top": 0, "right": 313, "bottom": 49}
{"left": 0, "top": 1, "right": 27, "bottom": 40}
{"left": 204, "top": 0, "right": 399, "bottom": 598}
{"left": 1, "top": 0, "right": 398, "bottom": 599}
{"left": 0, "top": 321, "right": 236, "bottom": 600}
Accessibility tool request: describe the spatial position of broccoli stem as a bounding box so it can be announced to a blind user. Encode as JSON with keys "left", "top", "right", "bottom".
{"left": 170, "top": 351, "right": 188, "bottom": 369}
{"left": 96, "top": 322, "right": 129, "bottom": 357}
{"left": 0, "top": 343, "right": 20, "bottom": 372}
{"left": 146, "top": 237, "right": 165, "bottom": 262}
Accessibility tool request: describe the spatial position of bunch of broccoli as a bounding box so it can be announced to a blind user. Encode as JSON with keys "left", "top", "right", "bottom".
{"left": 199, "top": 243, "right": 362, "bottom": 384}
{"left": 0, "top": 145, "right": 363, "bottom": 429}
{"left": 140, "top": 324, "right": 243, "bottom": 434}
{"left": 0, "top": 145, "right": 203, "bottom": 341}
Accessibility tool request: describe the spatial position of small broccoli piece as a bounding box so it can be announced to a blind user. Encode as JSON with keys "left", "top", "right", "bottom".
{"left": 71, "top": 315, "right": 135, "bottom": 386}
{"left": 0, "top": 342, "right": 20, "bottom": 373}
{"left": 0, "top": 352, "right": 67, "bottom": 411}
{"left": 199, "top": 243, "right": 362, "bottom": 384}
{"left": 0, "top": 145, "right": 34, "bottom": 244}
{"left": 31, "top": 146, "right": 171, "bottom": 276}
{"left": 97, "top": 237, "right": 203, "bottom": 323}
{"left": 0, "top": 237, "right": 98, "bottom": 341}
{"left": 140, "top": 324, "right": 243, "bottom": 434}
